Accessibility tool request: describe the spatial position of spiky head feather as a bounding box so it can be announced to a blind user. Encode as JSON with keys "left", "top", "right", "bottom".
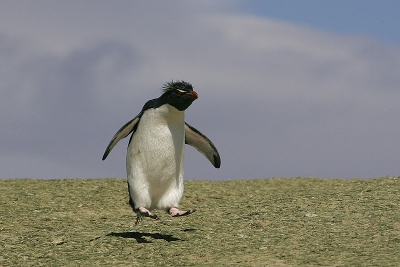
{"left": 162, "top": 80, "right": 193, "bottom": 94}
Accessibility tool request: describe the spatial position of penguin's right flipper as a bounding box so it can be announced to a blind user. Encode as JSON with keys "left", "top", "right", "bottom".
{"left": 102, "top": 116, "right": 140, "bottom": 160}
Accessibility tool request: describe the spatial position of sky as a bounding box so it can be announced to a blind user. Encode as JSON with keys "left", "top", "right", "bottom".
{"left": 1, "top": 1, "right": 400, "bottom": 180}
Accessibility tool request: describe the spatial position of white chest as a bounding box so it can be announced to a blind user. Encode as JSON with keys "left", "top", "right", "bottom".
{"left": 126, "top": 104, "right": 185, "bottom": 182}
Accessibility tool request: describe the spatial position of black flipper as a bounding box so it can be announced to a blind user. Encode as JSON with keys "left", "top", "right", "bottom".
{"left": 102, "top": 116, "right": 141, "bottom": 160}
{"left": 184, "top": 123, "right": 221, "bottom": 168}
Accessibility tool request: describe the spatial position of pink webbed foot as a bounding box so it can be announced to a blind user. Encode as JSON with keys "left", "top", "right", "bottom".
{"left": 168, "top": 206, "right": 196, "bottom": 217}
{"left": 135, "top": 207, "right": 159, "bottom": 225}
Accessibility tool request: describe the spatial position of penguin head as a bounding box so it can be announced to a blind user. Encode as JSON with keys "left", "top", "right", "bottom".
{"left": 161, "top": 80, "right": 198, "bottom": 111}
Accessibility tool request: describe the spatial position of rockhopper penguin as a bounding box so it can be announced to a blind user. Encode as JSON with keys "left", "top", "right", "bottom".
{"left": 102, "top": 81, "right": 221, "bottom": 224}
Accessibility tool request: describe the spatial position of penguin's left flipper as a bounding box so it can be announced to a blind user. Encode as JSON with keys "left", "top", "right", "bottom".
{"left": 102, "top": 116, "right": 141, "bottom": 160}
{"left": 184, "top": 123, "right": 221, "bottom": 168}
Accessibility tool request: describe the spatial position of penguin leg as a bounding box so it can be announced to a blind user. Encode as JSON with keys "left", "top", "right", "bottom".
{"left": 168, "top": 206, "right": 196, "bottom": 217}
{"left": 128, "top": 197, "right": 158, "bottom": 224}
{"left": 135, "top": 207, "right": 159, "bottom": 224}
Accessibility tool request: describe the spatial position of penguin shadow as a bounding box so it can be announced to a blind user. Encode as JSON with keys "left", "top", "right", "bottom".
{"left": 107, "top": 231, "right": 181, "bottom": 243}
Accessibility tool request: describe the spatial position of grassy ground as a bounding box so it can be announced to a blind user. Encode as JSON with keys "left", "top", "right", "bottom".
{"left": 0, "top": 177, "right": 399, "bottom": 266}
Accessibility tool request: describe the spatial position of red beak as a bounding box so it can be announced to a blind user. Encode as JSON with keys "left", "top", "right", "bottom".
{"left": 189, "top": 91, "right": 198, "bottom": 100}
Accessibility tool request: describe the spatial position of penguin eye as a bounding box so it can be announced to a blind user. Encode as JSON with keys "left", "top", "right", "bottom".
{"left": 176, "top": 89, "right": 186, "bottom": 97}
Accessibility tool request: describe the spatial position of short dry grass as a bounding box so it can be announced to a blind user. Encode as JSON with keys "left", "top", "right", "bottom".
{"left": 1, "top": 177, "right": 399, "bottom": 266}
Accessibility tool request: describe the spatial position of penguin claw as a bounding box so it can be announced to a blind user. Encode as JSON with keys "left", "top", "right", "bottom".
{"left": 169, "top": 207, "right": 197, "bottom": 217}
{"left": 135, "top": 215, "right": 143, "bottom": 225}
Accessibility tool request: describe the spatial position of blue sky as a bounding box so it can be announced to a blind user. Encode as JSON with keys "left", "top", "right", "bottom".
{"left": 243, "top": 1, "right": 400, "bottom": 44}
{"left": 1, "top": 1, "right": 400, "bottom": 180}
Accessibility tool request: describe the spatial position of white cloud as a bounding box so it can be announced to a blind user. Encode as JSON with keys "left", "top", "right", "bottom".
{"left": 1, "top": 1, "right": 400, "bottom": 179}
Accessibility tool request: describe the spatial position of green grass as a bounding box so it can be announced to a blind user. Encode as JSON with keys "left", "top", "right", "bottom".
{"left": 1, "top": 177, "right": 399, "bottom": 266}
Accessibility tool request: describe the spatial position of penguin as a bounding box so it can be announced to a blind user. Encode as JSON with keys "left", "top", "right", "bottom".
{"left": 102, "top": 80, "right": 220, "bottom": 224}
